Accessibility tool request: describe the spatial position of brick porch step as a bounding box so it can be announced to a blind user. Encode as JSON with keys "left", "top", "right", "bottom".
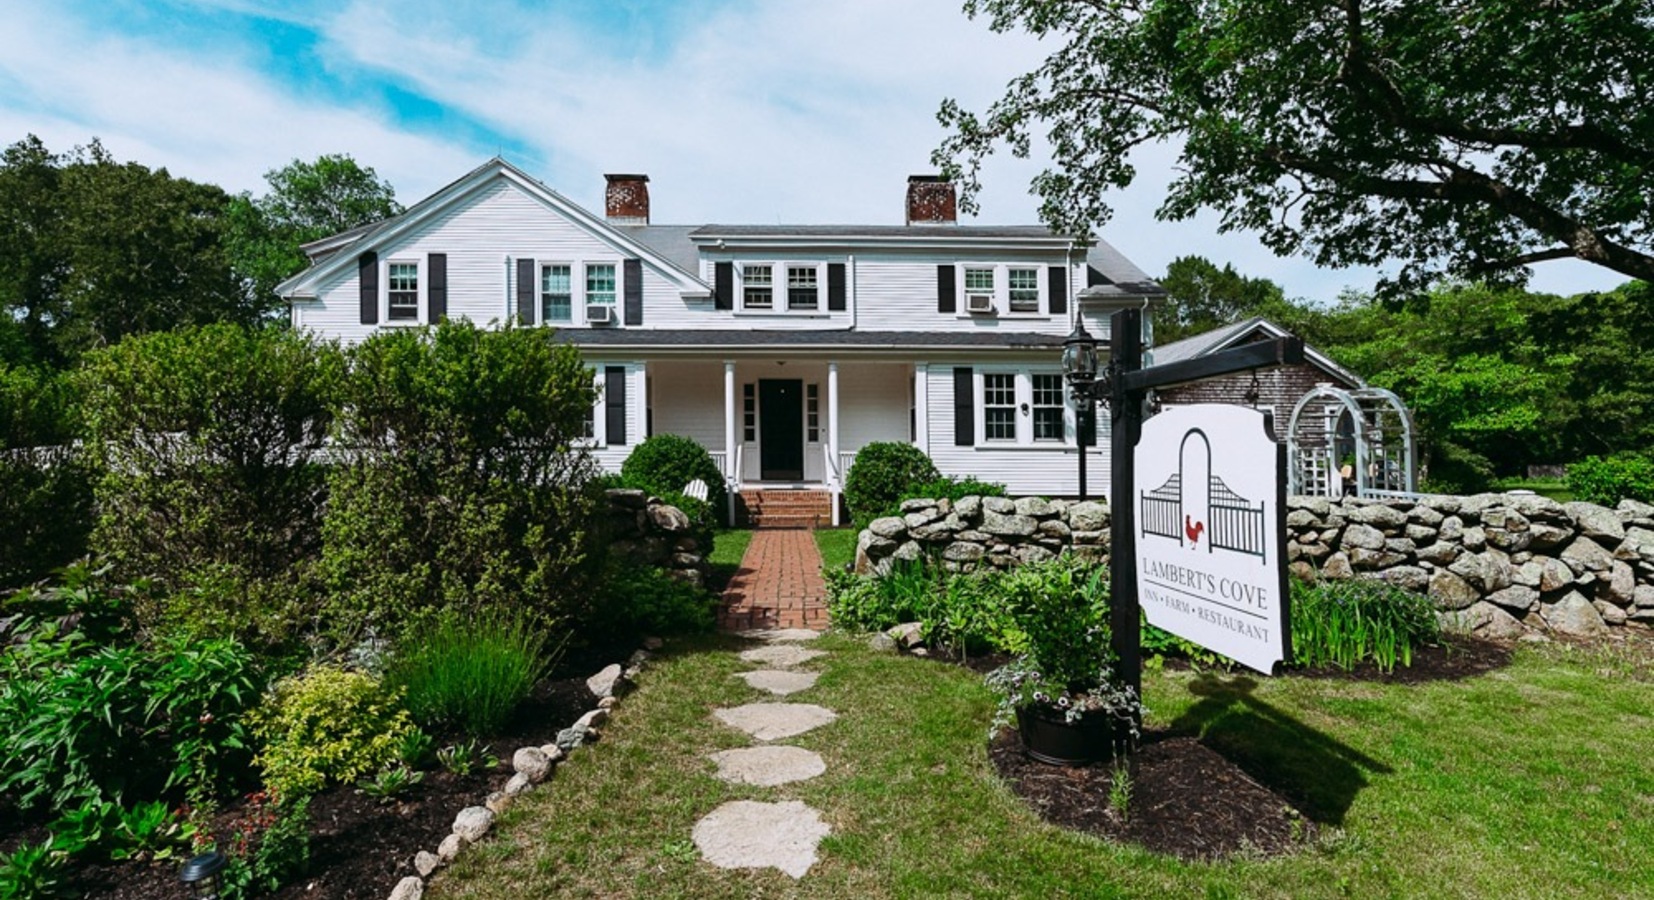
{"left": 739, "top": 490, "right": 833, "bottom": 530}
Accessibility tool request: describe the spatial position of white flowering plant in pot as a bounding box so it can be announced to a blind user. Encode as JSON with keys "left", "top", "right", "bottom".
{"left": 983, "top": 556, "right": 1143, "bottom": 743}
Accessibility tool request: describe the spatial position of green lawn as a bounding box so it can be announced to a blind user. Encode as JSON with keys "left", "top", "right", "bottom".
{"left": 814, "top": 528, "right": 857, "bottom": 572}
{"left": 428, "top": 634, "right": 1654, "bottom": 899}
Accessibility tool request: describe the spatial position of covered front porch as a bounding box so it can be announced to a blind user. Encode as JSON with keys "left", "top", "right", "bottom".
{"left": 646, "top": 359, "right": 915, "bottom": 525}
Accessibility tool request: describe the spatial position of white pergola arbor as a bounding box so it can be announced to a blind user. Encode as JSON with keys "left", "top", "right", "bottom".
{"left": 1286, "top": 384, "right": 1419, "bottom": 499}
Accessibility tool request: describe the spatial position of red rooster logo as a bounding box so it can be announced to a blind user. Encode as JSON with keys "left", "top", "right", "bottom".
{"left": 1185, "top": 514, "right": 1205, "bottom": 548}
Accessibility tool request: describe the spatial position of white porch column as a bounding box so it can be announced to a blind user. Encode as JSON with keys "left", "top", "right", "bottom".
{"left": 827, "top": 361, "right": 841, "bottom": 526}
{"left": 914, "top": 364, "right": 930, "bottom": 454}
{"left": 723, "top": 361, "right": 737, "bottom": 523}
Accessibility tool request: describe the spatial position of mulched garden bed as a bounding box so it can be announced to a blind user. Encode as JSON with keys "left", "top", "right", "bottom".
{"left": 990, "top": 729, "right": 1314, "bottom": 859}
{"left": 985, "top": 635, "right": 1518, "bottom": 859}
{"left": 0, "top": 674, "right": 599, "bottom": 900}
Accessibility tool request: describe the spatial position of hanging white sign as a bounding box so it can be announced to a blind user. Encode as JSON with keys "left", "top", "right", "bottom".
{"left": 1133, "top": 404, "right": 1290, "bottom": 674}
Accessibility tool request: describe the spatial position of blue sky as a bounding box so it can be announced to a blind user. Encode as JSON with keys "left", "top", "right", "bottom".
{"left": 2, "top": 0, "right": 1625, "bottom": 302}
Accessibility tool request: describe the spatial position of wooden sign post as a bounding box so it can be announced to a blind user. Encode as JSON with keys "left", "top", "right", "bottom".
{"left": 1104, "top": 307, "right": 1305, "bottom": 724}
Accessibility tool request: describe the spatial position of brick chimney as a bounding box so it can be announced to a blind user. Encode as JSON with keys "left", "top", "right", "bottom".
{"left": 604, "top": 174, "right": 650, "bottom": 225}
{"left": 905, "top": 175, "right": 957, "bottom": 226}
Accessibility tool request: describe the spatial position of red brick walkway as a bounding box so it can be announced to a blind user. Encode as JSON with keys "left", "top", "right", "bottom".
{"left": 718, "top": 529, "right": 829, "bottom": 632}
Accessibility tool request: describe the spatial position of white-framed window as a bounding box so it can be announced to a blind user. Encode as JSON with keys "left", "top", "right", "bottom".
{"left": 1008, "top": 267, "right": 1040, "bottom": 313}
{"left": 978, "top": 369, "right": 1072, "bottom": 446}
{"left": 806, "top": 383, "right": 820, "bottom": 443}
{"left": 743, "top": 265, "right": 773, "bottom": 309}
{"left": 983, "top": 373, "right": 1018, "bottom": 442}
{"left": 955, "top": 264, "right": 1048, "bottom": 316}
{"left": 387, "top": 261, "right": 419, "bottom": 321}
{"left": 541, "top": 264, "right": 573, "bottom": 323}
{"left": 1031, "top": 373, "right": 1065, "bottom": 441}
{"left": 742, "top": 383, "right": 756, "bottom": 442}
{"left": 586, "top": 263, "right": 617, "bottom": 307}
{"left": 787, "top": 266, "right": 819, "bottom": 310}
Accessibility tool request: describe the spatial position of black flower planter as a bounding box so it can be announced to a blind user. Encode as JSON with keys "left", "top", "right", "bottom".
{"left": 1015, "top": 704, "right": 1117, "bottom": 766}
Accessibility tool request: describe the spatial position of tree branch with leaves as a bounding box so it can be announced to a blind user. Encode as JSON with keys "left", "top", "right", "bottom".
{"left": 935, "top": 0, "right": 1654, "bottom": 293}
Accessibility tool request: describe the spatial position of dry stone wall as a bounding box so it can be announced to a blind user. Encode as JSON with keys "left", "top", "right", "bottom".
{"left": 854, "top": 492, "right": 1654, "bottom": 640}
{"left": 604, "top": 489, "right": 709, "bottom": 588}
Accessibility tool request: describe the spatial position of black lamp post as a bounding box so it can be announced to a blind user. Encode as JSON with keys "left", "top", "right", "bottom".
{"left": 180, "top": 850, "right": 227, "bottom": 899}
{"left": 1061, "top": 320, "right": 1103, "bottom": 500}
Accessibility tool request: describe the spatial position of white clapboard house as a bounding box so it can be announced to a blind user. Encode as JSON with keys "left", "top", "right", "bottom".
{"left": 278, "top": 158, "right": 1166, "bottom": 524}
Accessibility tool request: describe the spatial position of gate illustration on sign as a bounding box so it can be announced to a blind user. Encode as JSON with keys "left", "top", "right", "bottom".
{"left": 1139, "top": 428, "right": 1269, "bottom": 563}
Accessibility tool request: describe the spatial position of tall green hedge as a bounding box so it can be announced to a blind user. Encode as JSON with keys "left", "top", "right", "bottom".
{"left": 76, "top": 324, "right": 344, "bottom": 643}
{"left": 0, "top": 365, "right": 92, "bottom": 590}
{"left": 1568, "top": 453, "right": 1654, "bottom": 507}
{"left": 320, "top": 321, "right": 602, "bottom": 641}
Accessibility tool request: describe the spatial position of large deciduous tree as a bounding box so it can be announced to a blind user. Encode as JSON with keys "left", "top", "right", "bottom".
{"left": 0, "top": 136, "right": 252, "bottom": 366}
{"left": 226, "top": 155, "right": 402, "bottom": 317}
{"left": 936, "top": 1, "right": 1654, "bottom": 292}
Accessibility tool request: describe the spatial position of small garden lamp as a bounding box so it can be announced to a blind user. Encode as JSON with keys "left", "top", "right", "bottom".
{"left": 180, "top": 850, "right": 227, "bottom": 899}
{"left": 1061, "top": 320, "right": 1103, "bottom": 500}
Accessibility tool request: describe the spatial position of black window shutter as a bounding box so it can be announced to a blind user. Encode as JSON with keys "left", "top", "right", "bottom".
{"left": 828, "top": 262, "right": 846, "bottom": 311}
{"left": 605, "top": 366, "right": 627, "bottom": 445}
{"left": 428, "top": 253, "right": 447, "bottom": 322}
{"left": 358, "top": 251, "right": 378, "bottom": 325}
{"left": 953, "top": 367, "right": 974, "bottom": 446}
{"left": 714, "top": 262, "right": 733, "bottom": 310}
{"left": 623, "top": 258, "right": 643, "bottom": 325}
{"left": 1048, "top": 265, "right": 1067, "bottom": 315}
{"left": 937, "top": 265, "right": 956, "bottom": 313}
{"left": 515, "top": 259, "right": 535, "bottom": 324}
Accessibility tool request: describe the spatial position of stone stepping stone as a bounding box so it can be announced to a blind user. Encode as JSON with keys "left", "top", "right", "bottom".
{"left": 736, "top": 670, "right": 819, "bottom": 696}
{"left": 693, "top": 800, "right": 830, "bottom": 879}
{"left": 739, "top": 645, "right": 825, "bottom": 668}
{"left": 708, "top": 746, "right": 826, "bottom": 787}
{"left": 714, "top": 703, "right": 837, "bottom": 741}
{"left": 739, "top": 628, "right": 822, "bottom": 642}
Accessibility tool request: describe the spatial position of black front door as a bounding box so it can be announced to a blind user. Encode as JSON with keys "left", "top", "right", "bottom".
{"left": 759, "top": 379, "right": 804, "bottom": 481}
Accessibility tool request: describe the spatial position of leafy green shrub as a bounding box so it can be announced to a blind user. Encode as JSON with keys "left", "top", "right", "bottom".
{"left": 1567, "top": 453, "right": 1654, "bottom": 507}
{"left": 321, "top": 321, "right": 602, "bottom": 642}
{"left": 593, "top": 561, "right": 717, "bottom": 638}
{"left": 77, "top": 324, "right": 343, "bottom": 646}
{"left": 844, "top": 442, "right": 939, "bottom": 528}
{"left": 620, "top": 434, "right": 727, "bottom": 526}
{"left": 0, "top": 364, "right": 92, "bottom": 591}
{"left": 46, "top": 797, "right": 192, "bottom": 862}
{"left": 824, "top": 568, "right": 902, "bottom": 632}
{"left": 249, "top": 666, "right": 414, "bottom": 800}
{"left": 216, "top": 794, "right": 311, "bottom": 900}
{"left": 825, "top": 561, "right": 1021, "bottom": 658}
{"left": 0, "top": 572, "right": 260, "bottom": 814}
{"left": 0, "top": 842, "right": 67, "bottom": 900}
{"left": 898, "top": 476, "right": 1007, "bottom": 511}
{"left": 384, "top": 607, "right": 553, "bottom": 737}
{"left": 1290, "top": 578, "right": 1439, "bottom": 673}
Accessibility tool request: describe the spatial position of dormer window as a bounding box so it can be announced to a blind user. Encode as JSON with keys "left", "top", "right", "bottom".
{"left": 787, "top": 266, "right": 819, "bottom": 310}
{"left": 388, "top": 262, "right": 419, "bottom": 320}
{"left": 743, "top": 265, "right": 773, "bottom": 309}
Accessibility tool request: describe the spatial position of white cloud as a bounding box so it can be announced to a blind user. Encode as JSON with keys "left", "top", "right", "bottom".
{"left": 2, "top": 0, "right": 1632, "bottom": 302}
{"left": 0, "top": 0, "right": 475, "bottom": 199}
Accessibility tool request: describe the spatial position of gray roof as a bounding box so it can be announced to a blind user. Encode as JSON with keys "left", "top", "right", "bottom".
{"left": 551, "top": 329, "right": 1064, "bottom": 349}
{"left": 616, "top": 225, "right": 701, "bottom": 275}
{"left": 689, "top": 224, "right": 1062, "bottom": 240}
{"left": 1152, "top": 317, "right": 1365, "bottom": 387}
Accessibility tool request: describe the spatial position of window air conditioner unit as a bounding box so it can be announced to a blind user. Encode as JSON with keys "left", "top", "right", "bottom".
{"left": 966, "top": 293, "right": 996, "bottom": 314}
{"left": 586, "top": 304, "right": 615, "bottom": 325}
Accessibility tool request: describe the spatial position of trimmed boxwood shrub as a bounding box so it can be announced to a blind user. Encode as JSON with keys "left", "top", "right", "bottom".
{"left": 0, "top": 364, "right": 91, "bottom": 590}
{"left": 320, "top": 321, "right": 602, "bottom": 643}
{"left": 1567, "top": 453, "right": 1654, "bottom": 507}
{"left": 844, "top": 442, "right": 939, "bottom": 529}
{"left": 76, "top": 324, "right": 343, "bottom": 645}
{"left": 619, "top": 434, "right": 728, "bottom": 526}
